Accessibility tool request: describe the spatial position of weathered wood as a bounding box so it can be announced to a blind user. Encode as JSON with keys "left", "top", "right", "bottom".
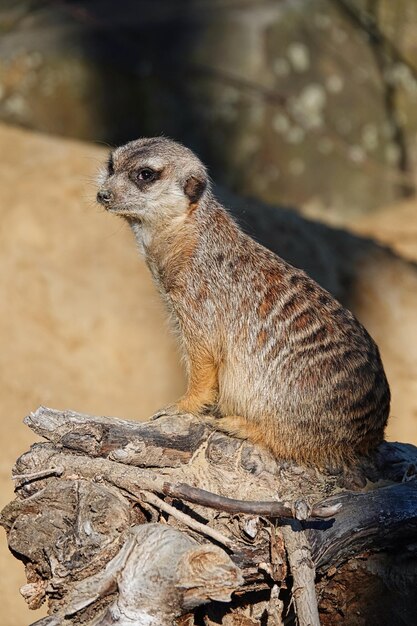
{"left": 2, "top": 406, "right": 417, "bottom": 626}
{"left": 70, "top": 524, "right": 243, "bottom": 626}
{"left": 28, "top": 525, "right": 243, "bottom": 626}
{"left": 24, "top": 406, "right": 211, "bottom": 468}
{"left": 307, "top": 482, "right": 417, "bottom": 570}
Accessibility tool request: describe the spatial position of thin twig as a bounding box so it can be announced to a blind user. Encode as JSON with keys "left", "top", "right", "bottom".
{"left": 13, "top": 466, "right": 64, "bottom": 483}
{"left": 163, "top": 482, "right": 342, "bottom": 520}
{"left": 282, "top": 522, "right": 320, "bottom": 626}
{"left": 140, "top": 490, "right": 236, "bottom": 549}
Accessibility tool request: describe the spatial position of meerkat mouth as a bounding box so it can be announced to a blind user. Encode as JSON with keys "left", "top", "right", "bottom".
{"left": 107, "top": 206, "right": 143, "bottom": 220}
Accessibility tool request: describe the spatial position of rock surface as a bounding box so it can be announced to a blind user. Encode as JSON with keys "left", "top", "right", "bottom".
{"left": 348, "top": 197, "right": 417, "bottom": 264}
{"left": 1, "top": 1, "right": 417, "bottom": 217}
{"left": 1, "top": 122, "right": 417, "bottom": 625}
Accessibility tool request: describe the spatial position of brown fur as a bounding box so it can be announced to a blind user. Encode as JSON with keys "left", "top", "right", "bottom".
{"left": 97, "top": 137, "right": 390, "bottom": 470}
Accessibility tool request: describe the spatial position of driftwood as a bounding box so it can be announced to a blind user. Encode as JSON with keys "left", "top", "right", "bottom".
{"left": 1, "top": 407, "right": 417, "bottom": 626}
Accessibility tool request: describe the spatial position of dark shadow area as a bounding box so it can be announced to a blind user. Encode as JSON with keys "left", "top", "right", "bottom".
{"left": 193, "top": 587, "right": 297, "bottom": 626}
{"left": 0, "top": 1, "right": 223, "bottom": 163}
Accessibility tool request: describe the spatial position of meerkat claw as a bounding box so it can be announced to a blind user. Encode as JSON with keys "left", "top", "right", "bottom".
{"left": 150, "top": 405, "right": 198, "bottom": 421}
{"left": 150, "top": 405, "right": 178, "bottom": 421}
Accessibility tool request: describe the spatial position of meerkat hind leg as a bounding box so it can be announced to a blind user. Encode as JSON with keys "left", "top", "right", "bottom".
{"left": 214, "top": 415, "right": 267, "bottom": 446}
{"left": 214, "top": 414, "right": 295, "bottom": 461}
{"left": 215, "top": 417, "right": 371, "bottom": 476}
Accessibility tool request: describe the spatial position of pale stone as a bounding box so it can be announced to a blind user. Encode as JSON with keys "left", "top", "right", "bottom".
{"left": 287, "top": 42, "right": 310, "bottom": 73}
{"left": 326, "top": 74, "right": 344, "bottom": 94}
{"left": 290, "top": 84, "right": 327, "bottom": 129}
{"left": 348, "top": 145, "right": 366, "bottom": 164}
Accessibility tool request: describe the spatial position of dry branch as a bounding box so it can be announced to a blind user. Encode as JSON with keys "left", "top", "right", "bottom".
{"left": 2, "top": 406, "right": 417, "bottom": 626}
{"left": 281, "top": 522, "right": 320, "bottom": 626}
{"left": 162, "top": 483, "right": 342, "bottom": 520}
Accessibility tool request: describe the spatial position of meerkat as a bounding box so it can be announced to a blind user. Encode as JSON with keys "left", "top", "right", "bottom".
{"left": 96, "top": 137, "right": 390, "bottom": 469}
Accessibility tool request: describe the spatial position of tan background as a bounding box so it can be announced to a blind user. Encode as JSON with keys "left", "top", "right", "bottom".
{"left": 0, "top": 124, "right": 186, "bottom": 625}
{"left": 1, "top": 123, "right": 417, "bottom": 625}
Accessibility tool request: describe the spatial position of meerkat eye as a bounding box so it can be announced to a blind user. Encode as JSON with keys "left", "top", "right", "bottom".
{"left": 136, "top": 168, "right": 157, "bottom": 182}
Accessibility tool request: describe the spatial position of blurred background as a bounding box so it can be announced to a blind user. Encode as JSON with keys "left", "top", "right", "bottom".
{"left": 1, "top": 1, "right": 417, "bottom": 624}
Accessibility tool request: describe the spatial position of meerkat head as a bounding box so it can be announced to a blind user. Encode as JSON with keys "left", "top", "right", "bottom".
{"left": 96, "top": 137, "right": 209, "bottom": 224}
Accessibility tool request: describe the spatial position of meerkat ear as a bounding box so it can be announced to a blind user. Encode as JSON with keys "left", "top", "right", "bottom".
{"left": 184, "top": 175, "right": 207, "bottom": 204}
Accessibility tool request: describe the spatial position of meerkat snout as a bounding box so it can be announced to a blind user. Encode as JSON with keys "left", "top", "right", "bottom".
{"left": 96, "top": 189, "right": 113, "bottom": 205}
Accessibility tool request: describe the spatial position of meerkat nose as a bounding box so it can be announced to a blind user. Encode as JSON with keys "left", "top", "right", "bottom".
{"left": 97, "top": 189, "right": 113, "bottom": 205}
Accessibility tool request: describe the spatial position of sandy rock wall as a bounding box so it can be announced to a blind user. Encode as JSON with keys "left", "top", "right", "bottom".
{"left": 1, "top": 1, "right": 417, "bottom": 218}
